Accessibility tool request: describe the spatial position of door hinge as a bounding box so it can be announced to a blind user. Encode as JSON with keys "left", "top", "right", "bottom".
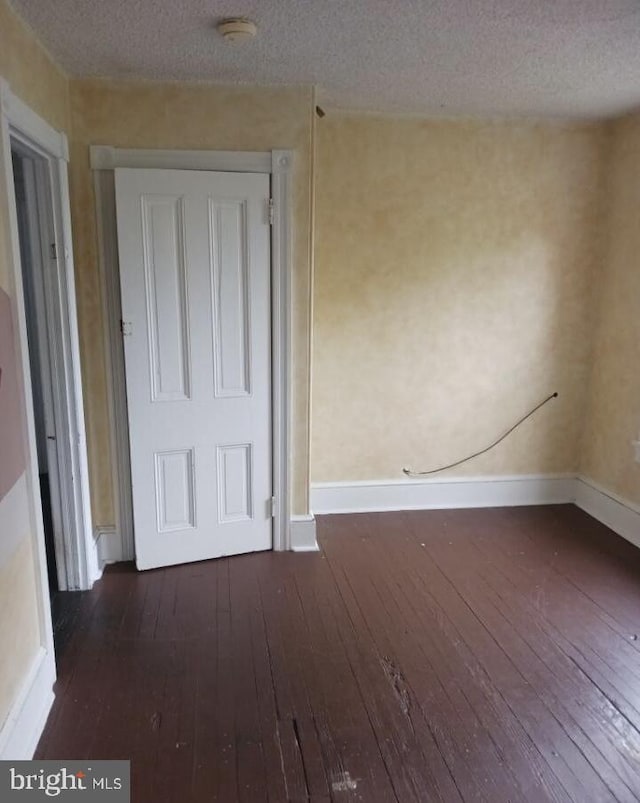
{"left": 270, "top": 495, "right": 277, "bottom": 518}
{"left": 121, "top": 320, "right": 133, "bottom": 336}
{"left": 50, "top": 242, "right": 57, "bottom": 261}
{"left": 268, "top": 197, "right": 274, "bottom": 226}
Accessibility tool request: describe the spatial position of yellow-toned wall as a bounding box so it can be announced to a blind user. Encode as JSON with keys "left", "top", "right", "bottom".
{"left": 0, "top": 0, "right": 69, "bottom": 136}
{"left": 0, "top": 0, "right": 69, "bottom": 730}
{"left": 0, "top": 537, "right": 41, "bottom": 721}
{"left": 69, "top": 79, "right": 314, "bottom": 521}
{"left": 580, "top": 114, "right": 640, "bottom": 505}
{"left": 313, "top": 115, "right": 608, "bottom": 482}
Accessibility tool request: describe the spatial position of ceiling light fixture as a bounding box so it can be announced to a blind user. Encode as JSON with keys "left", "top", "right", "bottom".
{"left": 216, "top": 18, "right": 258, "bottom": 43}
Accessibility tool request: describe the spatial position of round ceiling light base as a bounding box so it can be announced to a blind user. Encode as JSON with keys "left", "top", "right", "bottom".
{"left": 217, "top": 18, "right": 258, "bottom": 43}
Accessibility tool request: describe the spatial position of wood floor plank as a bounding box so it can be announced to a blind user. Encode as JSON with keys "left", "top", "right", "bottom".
{"left": 294, "top": 552, "right": 429, "bottom": 802}
{"left": 37, "top": 506, "right": 640, "bottom": 802}
{"left": 324, "top": 513, "right": 559, "bottom": 802}
{"left": 361, "top": 511, "right": 617, "bottom": 802}
{"left": 402, "top": 509, "right": 640, "bottom": 802}
{"left": 354, "top": 516, "right": 572, "bottom": 803}
{"left": 229, "top": 556, "right": 269, "bottom": 803}
{"left": 466, "top": 515, "right": 640, "bottom": 734}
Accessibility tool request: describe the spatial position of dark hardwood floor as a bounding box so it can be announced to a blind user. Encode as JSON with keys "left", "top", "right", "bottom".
{"left": 36, "top": 505, "right": 640, "bottom": 802}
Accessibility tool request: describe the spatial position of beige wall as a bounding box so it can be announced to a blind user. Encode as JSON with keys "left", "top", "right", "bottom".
{"left": 0, "top": 536, "right": 41, "bottom": 722}
{"left": 581, "top": 114, "right": 640, "bottom": 505}
{"left": 68, "top": 80, "right": 315, "bottom": 521}
{"left": 0, "top": 0, "right": 69, "bottom": 136}
{"left": 313, "top": 114, "right": 608, "bottom": 482}
{"left": 0, "top": 0, "right": 68, "bottom": 730}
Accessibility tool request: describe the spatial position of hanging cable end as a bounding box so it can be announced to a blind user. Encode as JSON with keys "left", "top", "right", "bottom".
{"left": 552, "top": 391, "right": 559, "bottom": 398}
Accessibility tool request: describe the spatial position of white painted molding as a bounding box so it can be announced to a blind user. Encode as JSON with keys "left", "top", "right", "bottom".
{"left": 90, "top": 145, "right": 272, "bottom": 173}
{"left": 271, "top": 150, "right": 293, "bottom": 550}
{"left": 0, "top": 79, "right": 66, "bottom": 160}
{"left": 2, "top": 80, "right": 94, "bottom": 591}
{"left": 53, "top": 154, "right": 95, "bottom": 591}
{"left": 311, "top": 474, "right": 577, "bottom": 515}
{"left": 93, "top": 169, "right": 135, "bottom": 561}
{"left": 575, "top": 476, "right": 640, "bottom": 549}
{"left": 85, "top": 534, "right": 102, "bottom": 587}
{"left": 0, "top": 647, "right": 55, "bottom": 759}
{"left": 290, "top": 515, "right": 319, "bottom": 552}
{"left": 95, "top": 525, "right": 121, "bottom": 567}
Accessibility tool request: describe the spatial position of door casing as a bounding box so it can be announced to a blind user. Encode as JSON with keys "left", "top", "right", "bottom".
{"left": 11, "top": 143, "right": 67, "bottom": 591}
{"left": 91, "top": 146, "right": 294, "bottom": 561}
{"left": 1, "top": 80, "right": 95, "bottom": 594}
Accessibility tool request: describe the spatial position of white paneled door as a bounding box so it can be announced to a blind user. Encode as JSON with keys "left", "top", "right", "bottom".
{"left": 115, "top": 168, "right": 272, "bottom": 569}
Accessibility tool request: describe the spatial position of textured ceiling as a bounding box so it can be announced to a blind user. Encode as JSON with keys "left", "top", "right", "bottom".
{"left": 9, "top": 0, "right": 640, "bottom": 119}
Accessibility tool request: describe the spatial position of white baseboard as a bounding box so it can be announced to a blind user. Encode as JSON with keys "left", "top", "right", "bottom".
{"left": 575, "top": 476, "right": 640, "bottom": 549}
{"left": 290, "top": 515, "right": 319, "bottom": 552}
{"left": 87, "top": 525, "right": 116, "bottom": 587}
{"left": 94, "top": 520, "right": 319, "bottom": 560}
{"left": 0, "top": 647, "right": 55, "bottom": 759}
{"left": 86, "top": 529, "right": 102, "bottom": 588}
{"left": 95, "top": 525, "right": 121, "bottom": 569}
{"left": 311, "top": 474, "right": 577, "bottom": 515}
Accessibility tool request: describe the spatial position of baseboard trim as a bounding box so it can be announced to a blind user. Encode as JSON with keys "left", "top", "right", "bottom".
{"left": 86, "top": 530, "right": 102, "bottom": 587}
{"left": 0, "top": 647, "right": 55, "bottom": 759}
{"left": 95, "top": 525, "right": 121, "bottom": 569}
{"left": 290, "top": 515, "right": 319, "bottom": 552}
{"left": 94, "top": 520, "right": 319, "bottom": 560}
{"left": 311, "top": 474, "right": 577, "bottom": 515}
{"left": 575, "top": 476, "right": 640, "bottom": 549}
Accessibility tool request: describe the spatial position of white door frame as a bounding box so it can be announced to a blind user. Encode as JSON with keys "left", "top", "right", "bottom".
{"left": 90, "top": 146, "right": 294, "bottom": 557}
{"left": 11, "top": 142, "right": 69, "bottom": 592}
{"left": 0, "top": 81, "right": 95, "bottom": 591}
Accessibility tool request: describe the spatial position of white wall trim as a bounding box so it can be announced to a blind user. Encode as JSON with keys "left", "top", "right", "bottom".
{"left": 290, "top": 515, "right": 318, "bottom": 552}
{"left": 53, "top": 149, "right": 95, "bottom": 590}
{"left": 271, "top": 150, "right": 293, "bottom": 550}
{"left": 93, "top": 170, "right": 134, "bottom": 561}
{"left": 0, "top": 647, "right": 55, "bottom": 759}
{"left": 575, "top": 476, "right": 640, "bottom": 549}
{"left": 91, "top": 147, "right": 294, "bottom": 558}
{"left": 0, "top": 80, "right": 67, "bottom": 161}
{"left": 311, "top": 474, "right": 578, "bottom": 514}
{"left": 1, "top": 80, "right": 94, "bottom": 592}
{"left": 85, "top": 534, "right": 101, "bottom": 587}
{"left": 95, "top": 525, "right": 120, "bottom": 568}
{"left": 85, "top": 526, "right": 120, "bottom": 586}
{"left": 90, "top": 146, "right": 271, "bottom": 173}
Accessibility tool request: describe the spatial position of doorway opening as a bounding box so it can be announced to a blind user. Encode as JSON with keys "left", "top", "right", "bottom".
{"left": 8, "top": 123, "right": 95, "bottom": 664}
{"left": 3, "top": 84, "right": 95, "bottom": 603}
{"left": 11, "top": 142, "right": 63, "bottom": 598}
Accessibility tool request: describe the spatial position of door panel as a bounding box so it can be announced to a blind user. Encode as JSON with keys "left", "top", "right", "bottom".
{"left": 140, "top": 194, "right": 191, "bottom": 402}
{"left": 210, "top": 199, "right": 251, "bottom": 397}
{"left": 115, "top": 168, "right": 271, "bottom": 570}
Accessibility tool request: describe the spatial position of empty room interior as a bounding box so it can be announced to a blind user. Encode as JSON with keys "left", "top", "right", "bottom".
{"left": 1, "top": 0, "right": 640, "bottom": 800}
